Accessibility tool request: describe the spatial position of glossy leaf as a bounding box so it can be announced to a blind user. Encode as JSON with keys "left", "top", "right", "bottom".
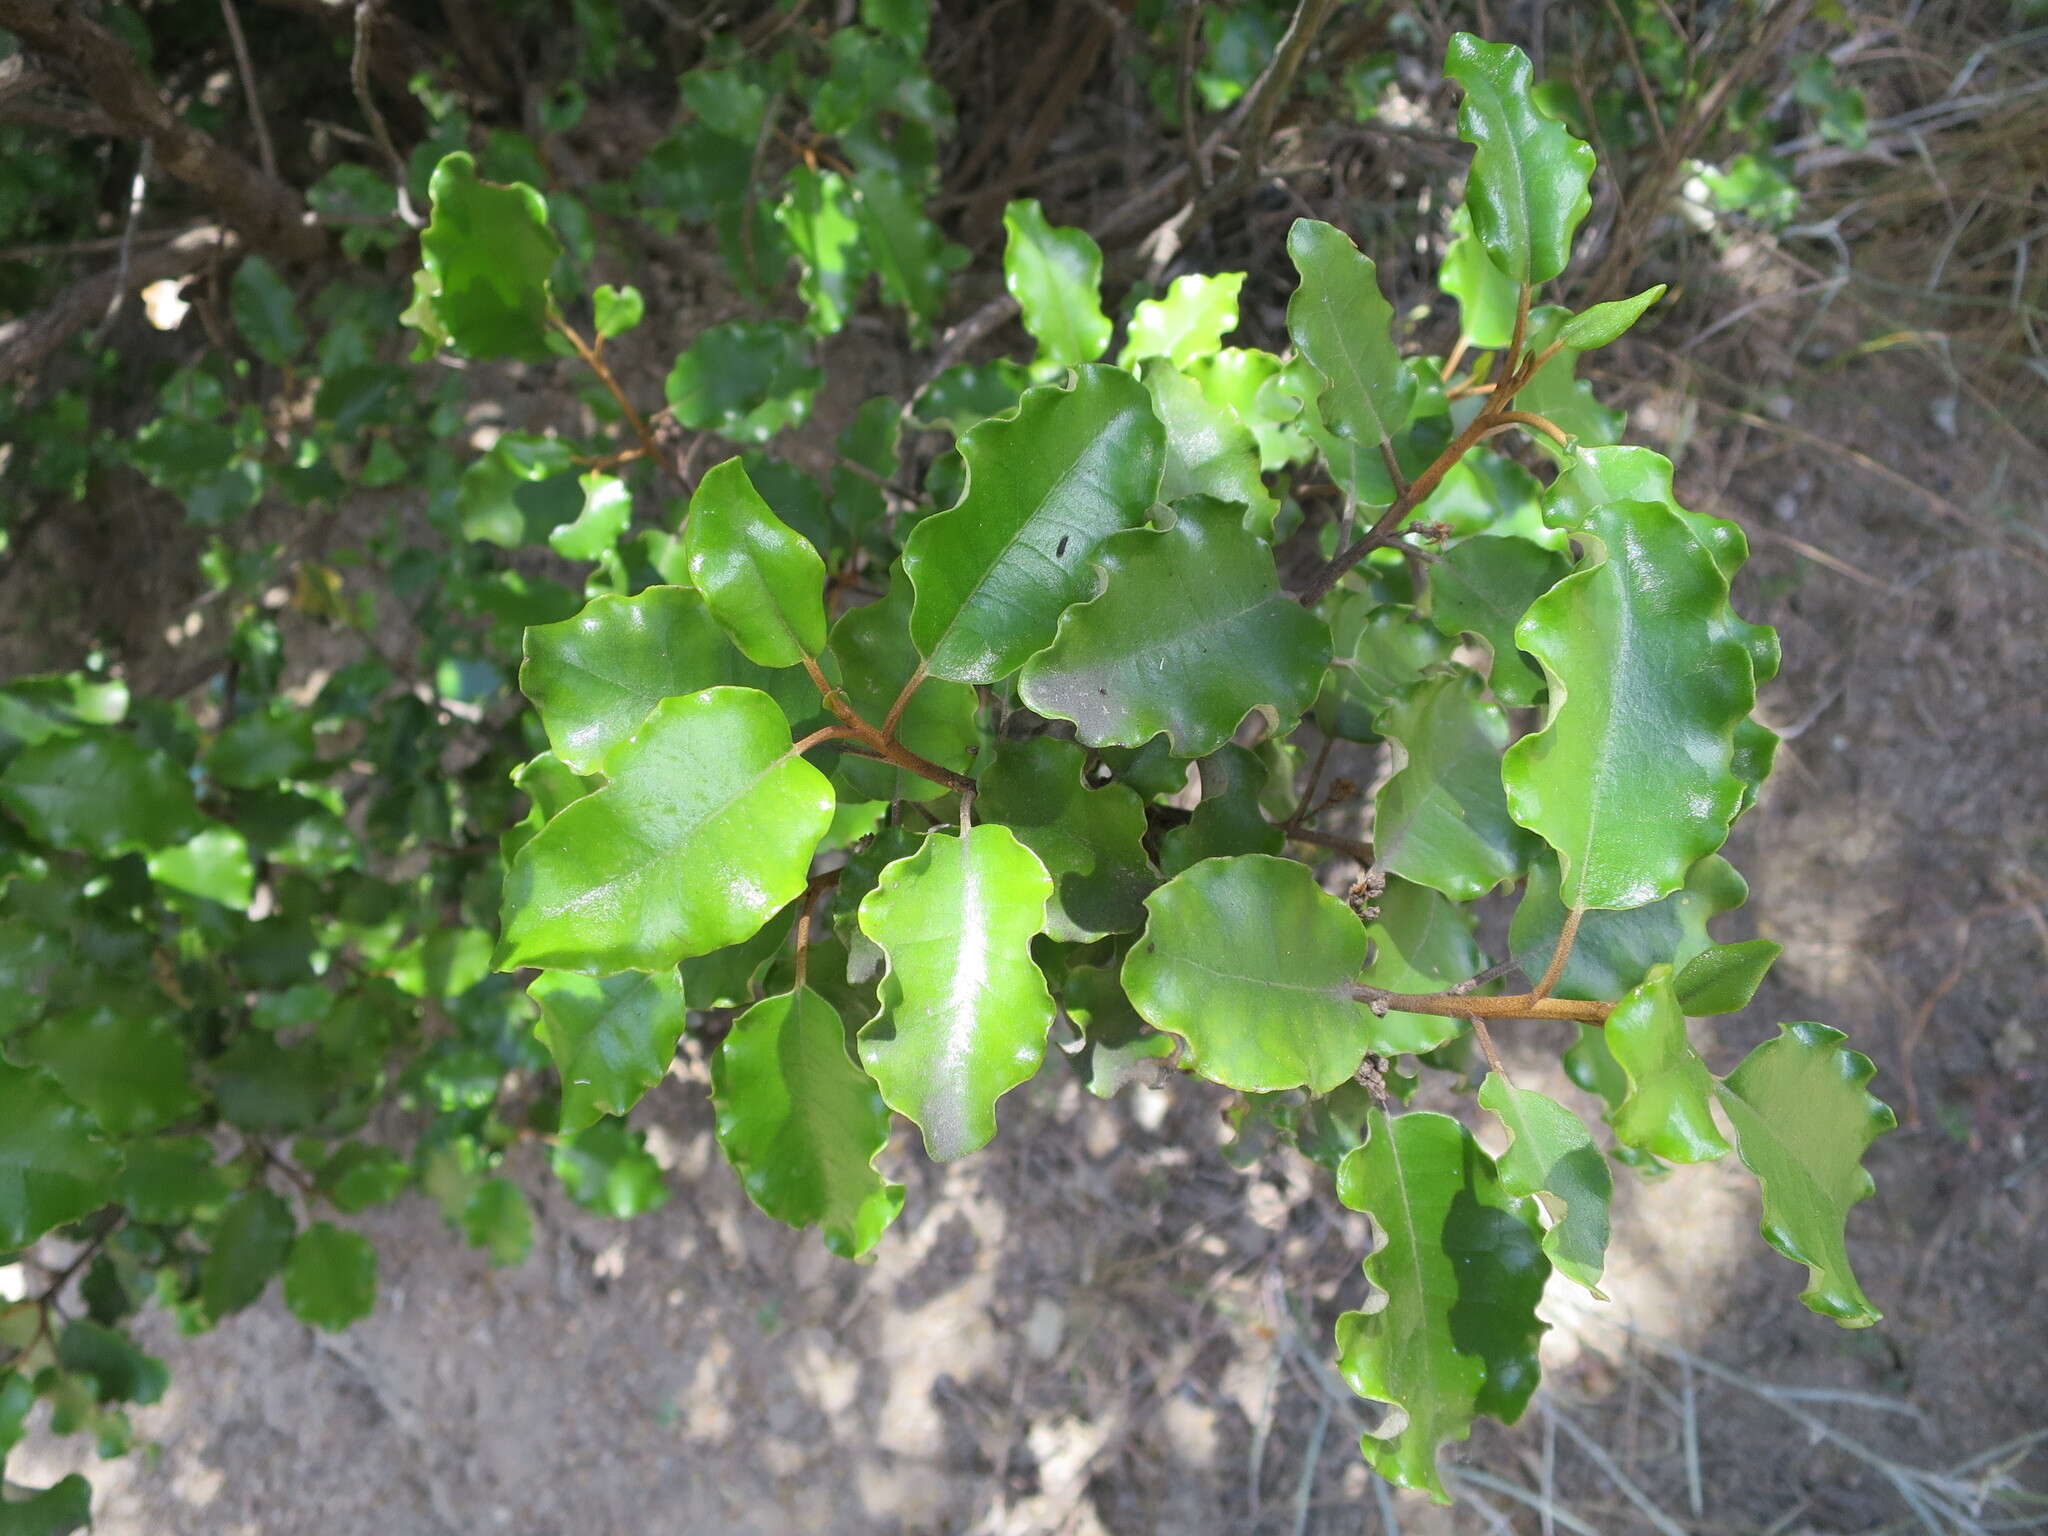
{"left": 1503, "top": 500, "right": 1755, "bottom": 909}
{"left": 498, "top": 688, "right": 834, "bottom": 973}
{"left": 1186, "top": 346, "right": 1310, "bottom": 471}
{"left": 664, "top": 320, "right": 821, "bottom": 443}
{"left": 777, "top": 167, "right": 867, "bottom": 336}
{"left": 1140, "top": 360, "right": 1278, "bottom": 535}
{"left": 684, "top": 457, "right": 829, "bottom": 667}
{"left": 1119, "top": 272, "right": 1244, "bottom": 368}
{"left": 1123, "top": 854, "right": 1375, "bottom": 1092}
{"left": 711, "top": 986, "right": 903, "bottom": 1258}
{"left": 823, "top": 575, "right": 979, "bottom": 804}
{"left": 1556, "top": 284, "right": 1667, "bottom": 350}
{"left": 853, "top": 166, "right": 962, "bottom": 341}
{"left": 905, "top": 365, "right": 1163, "bottom": 682}
{"left": 283, "top": 1223, "right": 378, "bottom": 1331}
{"left": 857, "top": 825, "right": 1055, "bottom": 1161}
{"left": 1358, "top": 876, "right": 1484, "bottom": 1055}
{"left": 1424, "top": 535, "right": 1570, "bottom": 708}
{"left": 1511, "top": 849, "right": 1746, "bottom": 1001}
{"left": 1157, "top": 744, "right": 1281, "bottom": 875}
{"left": 1674, "top": 939, "right": 1781, "bottom": 1016}
{"left": 0, "top": 1061, "right": 120, "bottom": 1249}
{"left": 1605, "top": 966, "right": 1730, "bottom": 1164}
{"left": 1316, "top": 602, "right": 1456, "bottom": 742}
{"left": 1438, "top": 205, "right": 1517, "bottom": 348}
{"left": 1019, "top": 497, "right": 1328, "bottom": 757}
{"left": 1478, "top": 1074, "right": 1612, "bottom": 1294}
{"left": 15, "top": 1008, "right": 198, "bottom": 1137}
{"left": 1285, "top": 219, "right": 1413, "bottom": 450}
{"left": 1002, "top": 199, "right": 1112, "bottom": 367}
{"left": 553, "top": 1117, "right": 671, "bottom": 1218}
{"left": 1444, "top": 35, "right": 1594, "bottom": 284}
{"left": 0, "top": 733, "right": 202, "bottom": 857}
{"left": 201, "top": 1188, "right": 295, "bottom": 1319}
{"left": 147, "top": 826, "right": 256, "bottom": 911}
{"left": 548, "top": 471, "right": 631, "bottom": 561}
{"left": 417, "top": 152, "right": 559, "bottom": 360}
{"left": 530, "top": 968, "right": 688, "bottom": 1133}
{"left": 1335, "top": 1110, "right": 1548, "bottom": 1502}
{"left": 1719, "top": 1023, "right": 1894, "bottom": 1326}
{"left": 1373, "top": 667, "right": 1533, "bottom": 900}
{"left": 976, "top": 737, "right": 1153, "bottom": 943}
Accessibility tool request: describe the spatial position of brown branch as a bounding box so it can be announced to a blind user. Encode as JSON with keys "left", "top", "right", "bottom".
{"left": 549, "top": 314, "right": 668, "bottom": 481}
{"left": 1356, "top": 988, "right": 1613, "bottom": 1025}
{"left": 0, "top": 224, "right": 236, "bottom": 383}
{"left": 1530, "top": 907, "right": 1584, "bottom": 1002}
{"left": 1286, "top": 824, "right": 1374, "bottom": 866}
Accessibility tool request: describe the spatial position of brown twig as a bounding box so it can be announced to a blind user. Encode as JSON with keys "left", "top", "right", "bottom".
{"left": 217, "top": 0, "right": 278, "bottom": 181}
{"left": 1356, "top": 988, "right": 1613, "bottom": 1025}
{"left": 549, "top": 313, "right": 668, "bottom": 481}
{"left": 792, "top": 868, "right": 841, "bottom": 992}
{"left": 0, "top": 223, "right": 236, "bottom": 382}
{"left": 1286, "top": 824, "right": 1373, "bottom": 866}
{"left": 1530, "top": 906, "right": 1584, "bottom": 1002}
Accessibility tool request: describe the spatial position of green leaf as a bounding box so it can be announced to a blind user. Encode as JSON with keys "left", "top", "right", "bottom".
{"left": 910, "top": 359, "right": 1030, "bottom": 435}
{"left": 1285, "top": 219, "right": 1413, "bottom": 450}
{"left": 822, "top": 575, "right": 980, "bottom": 804}
{"left": 1123, "top": 854, "right": 1376, "bottom": 1092}
{"left": 777, "top": 167, "right": 868, "bottom": 336}
{"left": 856, "top": 825, "right": 1055, "bottom": 1160}
{"left": 0, "top": 733, "right": 202, "bottom": 856}
{"left": 520, "top": 585, "right": 807, "bottom": 777}
{"left": 862, "top": 0, "right": 929, "bottom": 52}
{"left": 283, "top": 1223, "right": 378, "bottom": 1331}
{"left": 1605, "top": 966, "right": 1730, "bottom": 1164}
{"left": 1002, "top": 199, "right": 1112, "bottom": 367}
{"left": 711, "top": 987, "right": 903, "bottom": 1258}
{"left": 1674, "top": 939, "right": 1780, "bottom": 1016}
{"left": 1316, "top": 602, "right": 1456, "bottom": 742}
{"left": 1513, "top": 311, "right": 1625, "bottom": 456}
{"left": 1140, "top": 360, "right": 1278, "bottom": 535}
{"left": 1438, "top": 205, "right": 1518, "bottom": 348}
{"left": 1556, "top": 284, "right": 1666, "bottom": 350}
{"left": 114, "top": 1136, "right": 229, "bottom": 1223}
{"left": 1512, "top": 849, "right": 1746, "bottom": 1005}
{"left": 976, "top": 737, "right": 1154, "bottom": 943}
{"left": 1358, "top": 876, "right": 1483, "bottom": 1054}
{"left": 1424, "top": 535, "right": 1570, "bottom": 708}
{"left": 498, "top": 688, "right": 834, "bottom": 973}
{"left": 1157, "top": 744, "right": 1281, "bottom": 875}
{"left": 683, "top": 457, "right": 829, "bottom": 667}
{"left": 1478, "top": 1074, "right": 1612, "bottom": 1294}
{"left": 57, "top": 1320, "right": 166, "bottom": 1405}
{"left": 418, "top": 152, "right": 560, "bottom": 361}
{"left": 0, "top": 1061, "right": 119, "bottom": 1248}
{"left": 0, "top": 1476, "right": 91, "bottom": 1536}
{"left": 201, "top": 1188, "right": 295, "bottom": 1319}
{"left": 1373, "top": 667, "right": 1533, "bottom": 900}
{"left": 319, "top": 1144, "right": 411, "bottom": 1214}
{"left": 14, "top": 1007, "right": 197, "bottom": 1136}
{"left": 905, "top": 365, "right": 1163, "bottom": 683}
{"left": 230, "top": 255, "right": 306, "bottom": 365}
{"left": 1018, "top": 497, "right": 1328, "bottom": 757}
{"left": 547, "top": 471, "right": 632, "bottom": 562}
{"left": 664, "top": 320, "right": 821, "bottom": 443}
{"left": 1062, "top": 961, "right": 1176, "bottom": 1098}
{"left": 592, "top": 283, "right": 644, "bottom": 340}
{"left": 1119, "top": 272, "right": 1244, "bottom": 368}
{"left": 207, "top": 705, "right": 316, "bottom": 787}
{"left": 852, "top": 166, "right": 962, "bottom": 342}
{"left": 1503, "top": 500, "right": 1755, "bottom": 909}
{"left": 1335, "top": 1109, "right": 1548, "bottom": 1502}
{"left": 1443, "top": 35, "right": 1594, "bottom": 284}
{"left": 1719, "top": 1023, "right": 1894, "bottom": 1326}
{"left": 460, "top": 1178, "right": 533, "bottom": 1264}
{"left": 147, "top": 825, "right": 256, "bottom": 910}
{"left": 530, "top": 968, "right": 688, "bottom": 1134}
{"left": 553, "top": 1117, "right": 670, "bottom": 1217}
{"left": 1186, "top": 346, "right": 1311, "bottom": 472}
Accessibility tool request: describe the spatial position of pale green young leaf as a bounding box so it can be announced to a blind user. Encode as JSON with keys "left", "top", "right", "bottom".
{"left": 1315, "top": 602, "right": 1457, "bottom": 742}
{"left": 1123, "top": 854, "right": 1376, "bottom": 1092}
{"left": 664, "top": 320, "right": 821, "bottom": 443}
{"left": 0, "top": 1062, "right": 120, "bottom": 1249}
{"left": 1718, "top": 1023, "right": 1895, "bottom": 1326}
{"left": 592, "top": 283, "right": 644, "bottom": 340}
{"left": 147, "top": 826, "right": 256, "bottom": 911}
{"left": 1511, "top": 850, "right": 1749, "bottom": 1001}
{"left": 1605, "top": 965, "right": 1731, "bottom": 1164}
{"left": 1674, "top": 939, "right": 1781, "bottom": 1016}
{"left": 498, "top": 688, "right": 834, "bottom": 973}
{"left": 904, "top": 365, "right": 1162, "bottom": 683}
{"left": 1139, "top": 360, "right": 1278, "bottom": 535}
{"left": 417, "top": 152, "right": 560, "bottom": 361}
{"left": 1424, "top": 535, "right": 1570, "bottom": 708}
{"left": 547, "top": 471, "right": 632, "bottom": 561}
{"left": 15, "top": 1008, "right": 198, "bottom": 1137}
{"left": 460, "top": 1178, "right": 533, "bottom": 1265}
{"left": 1555, "top": 284, "right": 1667, "bottom": 350}
{"left": 0, "top": 733, "right": 203, "bottom": 857}
{"left": 1336, "top": 1110, "right": 1548, "bottom": 1502}
{"left": 1438, "top": 205, "right": 1518, "bottom": 349}
{"left": 976, "top": 737, "right": 1154, "bottom": 943}
{"left": 1285, "top": 219, "right": 1413, "bottom": 450}
{"left": 683, "top": 457, "right": 829, "bottom": 667}
{"left": 822, "top": 573, "right": 979, "bottom": 804}
{"left": 1185, "top": 346, "right": 1310, "bottom": 472}
{"left": 777, "top": 167, "right": 868, "bottom": 336}
{"left": 1478, "top": 1074, "right": 1612, "bottom": 1294}
{"left": 1373, "top": 667, "right": 1534, "bottom": 900}
{"left": 1443, "top": 35, "right": 1594, "bottom": 284}
{"left": 712, "top": 986, "right": 903, "bottom": 1258}
{"left": 553, "top": 1118, "right": 672, "bottom": 1219}
{"left": 857, "top": 825, "right": 1055, "bottom": 1161}
{"left": 1119, "top": 272, "right": 1244, "bottom": 368}
{"left": 283, "top": 1223, "right": 378, "bottom": 1332}
{"left": 1358, "top": 876, "right": 1482, "bottom": 1054}
{"left": 530, "top": 968, "right": 688, "bottom": 1134}
{"left": 1001, "top": 199, "right": 1112, "bottom": 367}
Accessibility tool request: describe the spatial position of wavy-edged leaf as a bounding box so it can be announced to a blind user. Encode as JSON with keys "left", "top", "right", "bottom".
{"left": 1002, "top": 199, "right": 1111, "bottom": 367}
{"left": 1373, "top": 667, "right": 1533, "bottom": 900}
{"left": 857, "top": 825, "right": 1054, "bottom": 1160}
{"left": 1358, "top": 875, "right": 1485, "bottom": 1055}
{"left": 1157, "top": 743, "right": 1280, "bottom": 875}
{"left": 0, "top": 733, "right": 202, "bottom": 857}
{"left": 1478, "top": 1074, "right": 1611, "bottom": 1294}
{"left": 1718, "top": 1023, "right": 1894, "bottom": 1326}
{"left": 416, "top": 152, "right": 559, "bottom": 360}
{"left": 1123, "top": 854, "right": 1375, "bottom": 1092}
{"left": 1425, "top": 536, "right": 1570, "bottom": 708}
{"left": 1511, "top": 849, "right": 1746, "bottom": 1002}
{"left": 977, "top": 737, "right": 1153, "bottom": 943}
{"left": 201, "top": 1187, "right": 295, "bottom": 1319}
{"left": 1316, "top": 603, "right": 1456, "bottom": 742}
{"left": 1185, "top": 346, "right": 1310, "bottom": 471}
{"left": 0, "top": 1061, "right": 120, "bottom": 1249}
{"left": 547, "top": 470, "right": 632, "bottom": 561}
{"left": 1605, "top": 965, "right": 1730, "bottom": 1163}
{"left": 283, "top": 1223, "right": 378, "bottom": 1331}
{"left": 14, "top": 1007, "right": 198, "bottom": 1136}
{"left": 1444, "top": 35, "right": 1594, "bottom": 284}
{"left": 713, "top": 986, "right": 903, "bottom": 1258}
{"left": 853, "top": 166, "right": 963, "bottom": 342}
{"left": 683, "top": 457, "right": 829, "bottom": 667}
{"left": 1674, "top": 939, "right": 1780, "bottom": 1016}
{"left": 530, "top": 968, "right": 688, "bottom": 1133}
{"left": 1504, "top": 500, "right": 1755, "bottom": 909}
{"left": 1120, "top": 272, "right": 1244, "bottom": 368}
{"left": 664, "top": 319, "right": 821, "bottom": 443}
{"left": 551, "top": 1118, "right": 669, "bottom": 1219}
{"left": 1556, "top": 284, "right": 1667, "bottom": 350}
{"left": 823, "top": 574, "right": 979, "bottom": 805}
{"left": 1140, "top": 361, "right": 1277, "bottom": 535}
{"left": 498, "top": 688, "right": 833, "bottom": 973}
{"left": 1019, "top": 497, "right": 1328, "bottom": 757}
{"left": 905, "top": 365, "right": 1163, "bottom": 682}
{"left": 1285, "top": 219, "right": 1413, "bottom": 450}
{"left": 777, "top": 166, "right": 867, "bottom": 336}
{"left": 1335, "top": 1109, "right": 1548, "bottom": 1502}
{"left": 1438, "top": 205, "right": 1517, "bottom": 348}
{"left": 1062, "top": 960, "right": 1176, "bottom": 1098}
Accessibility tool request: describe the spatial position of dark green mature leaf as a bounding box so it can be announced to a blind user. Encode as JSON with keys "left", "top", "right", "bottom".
{"left": 976, "top": 737, "right": 1153, "bottom": 943}
{"left": 201, "top": 1188, "right": 295, "bottom": 1319}
{"left": 1158, "top": 744, "right": 1281, "bottom": 875}
{"left": 1511, "top": 849, "right": 1747, "bottom": 1001}
{"left": 712, "top": 987, "right": 903, "bottom": 1258}
{"left": 1120, "top": 272, "right": 1244, "bottom": 369}
{"left": 1140, "top": 361, "right": 1278, "bottom": 535}
{"left": 1556, "top": 285, "right": 1667, "bottom": 350}
{"left": 15, "top": 1008, "right": 198, "bottom": 1136}
{"left": 823, "top": 575, "right": 979, "bottom": 805}
{"left": 57, "top": 1320, "right": 166, "bottom": 1404}
{"left": 1316, "top": 602, "right": 1457, "bottom": 742}
{"left": 0, "top": 1474, "right": 91, "bottom": 1535}
{"left": 417, "top": 152, "right": 559, "bottom": 361}
{"left": 1019, "top": 498, "right": 1328, "bottom": 757}
{"left": 1002, "top": 199, "right": 1112, "bottom": 367}
{"left": 1479, "top": 1074, "right": 1611, "bottom": 1294}
{"left": 0, "top": 733, "right": 202, "bottom": 856}
{"left": 1285, "top": 219, "right": 1413, "bottom": 451}
{"left": 777, "top": 167, "right": 867, "bottom": 335}
{"left": 0, "top": 1062, "right": 119, "bottom": 1249}
{"left": 230, "top": 255, "right": 306, "bottom": 365}
{"left": 905, "top": 365, "right": 1163, "bottom": 682}
{"left": 530, "top": 968, "right": 688, "bottom": 1133}
{"left": 1444, "top": 35, "right": 1594, "bottom": 284}
{"left": 1504, "top": 500, "right": 1755, "bottom": 909}
{"left": 115, "top": 1136, "right": 229, "bottom": 1223}
{"left": 498, "top": 688, "right": 834, "bottom": 973}
{"left": 1425, "top": 536, "right": 1570, "bottom": 708}
{"left": 684, "top": 458, "right": 829, "bottom": 667}
{"left": 1675, "top": 939, "right": 1781, "bottom": 1015}
{"left": 1335, "top": 1110, "right": 1548, "bottom": 1503}
{"left": 1358, "top": 876, "right": 1483, "bottom": 1054}
{"left": 283, "top": 1223, "right": 378, "bottom": 1331}
{"left": 857, "top": 826, "right": 1054, "bottom": 1160}
{"left": 1124, "top": 854, "right": 1376, "bottom": 1092}
{"left": 1373, "top": 667, "right": 1533, "bottom": 900}
{"left": 1605, "top": 966, "right": 1730, "bottom": 1164}
{"left": 665, "top": 320, "right": 821, "bottom": 443}
{"left": 852, "top": 166, "right": 962, "bottom": 341}
{"left": 207, "top": 706, "right": 316, "bottom": 788}
{"left": 1062, "top": 961, "right": 1176, "bottom": 1097}
{"left": 1719, "top": 1023, "right": 1894, "bottom": 1326}
{"left": 320, "top": 1144, "right": 411, "bottom": 1214}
